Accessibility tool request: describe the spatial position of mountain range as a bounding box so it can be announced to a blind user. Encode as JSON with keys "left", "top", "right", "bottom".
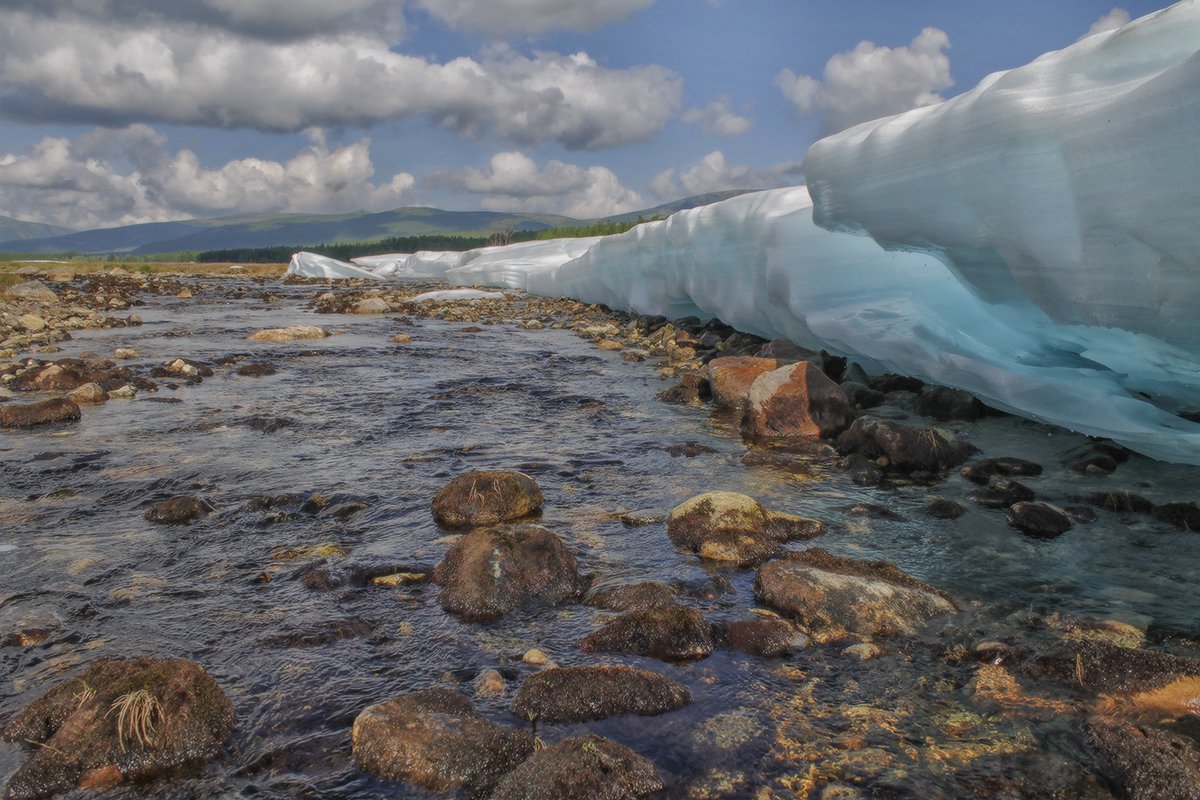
{"left": 0, "top": 191, "right": 754, "bottom": 256}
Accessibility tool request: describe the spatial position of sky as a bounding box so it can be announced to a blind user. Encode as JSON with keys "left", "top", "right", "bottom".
{"left": 0, "top": 0, "right": 1173, "bottom": 230}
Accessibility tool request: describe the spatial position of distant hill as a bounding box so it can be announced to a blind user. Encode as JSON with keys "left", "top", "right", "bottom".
{"left": 601, "top": 190, "right": 757, "bottom": 224}
{"left": 0, "top": 190, "right": 763, "bottom": 256}
{"left": 0, "top": 215, "right": 75, "bottom": 243}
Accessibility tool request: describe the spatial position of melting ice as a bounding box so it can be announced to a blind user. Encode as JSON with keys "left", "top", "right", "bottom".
{"left": 289, "top": 2, "right": 1200, "bottom": 465}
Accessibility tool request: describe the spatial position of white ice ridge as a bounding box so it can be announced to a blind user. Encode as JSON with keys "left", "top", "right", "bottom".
{"left": 286, "top": 3, "right": 1200, "bottom": 463}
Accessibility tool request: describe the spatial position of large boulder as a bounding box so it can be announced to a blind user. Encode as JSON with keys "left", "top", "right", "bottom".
{"left": 741, "top": 361, "right": 853, "bottom": 441}
{"left": 351, "top": 688, "right": 534, "bottom": 797}
{"left": 705, "top": 356, "right": 778, "bottom": 410}
{"left": 754, "top": 548, "right": 955, "bottom": 642}
{"left": 835, "top": 416, "right": 977, "bottom": 472}
{"left": 4, "top": 280, "right": 59, "bottom": 304}
{"left": 1007, "top": 502, "right": 1074, "bottom": 539}
{"left": 431, "top": 470, "right": 543, "bottom": 529}
{"left": 0, "top": 398, "right": 81, "bottom": 429}
{"left": 666, "top": 491, "right": 825, "bottom": 567}
{"left": 512, "top": 665, "right": 691, "bottom": 724}
{"left": 725, "top": 616, "right": 808, "bottom": 657}
{"left": 432, "top": 525, "right": 585, "bottom": 622}
{"left": 1086, "top": 716, "right": 1200, "bottom": 800}
{"left": 578, "top": 605, "right": 718, "bottom": 661}
{"left": 489, "top": 734, "right": 663, "bottom": 800}
{"left": 585, "top": 581, "right": 679, "bottom": 612}
{"left": 2, "top": 657, "right": 235, "bottom": 800}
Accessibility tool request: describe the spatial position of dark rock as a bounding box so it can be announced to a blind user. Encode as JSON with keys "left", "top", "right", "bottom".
{"left": 844, "top": 503, "right": 904, "bottom": 520}
{"left": 351, "top": 688, "right": 534, "bottom": 797}
{"left": 579, "top": 605, "right": 718, "bottom": 661}
{"left": 433, "top": 525, "right": 585, "bottom": 622}
{"left": 1018, "top": 637, "right": 1200, "bottom": 702}
{"left": 2, "top": 657, "right": 235, "bottom": 800}
{"left": 1007, "top": 502, "right": 1074, "bottom": 539}
{"left": 754, "top": 548, "right": 954, "bottom": 643}
{"left": 1064, "top": 506, "right": 1098, "bottom": 524}
{"left": 970, "top": 477, "right": 1035, "bottom": 509}
{"left": 662, "top": 441, "right": 718, "bottom": 458}
{"left": 870, "top": 374, "right": 924, "bottom": 393}
{"left": 431, "top": 470, "right": 543, "bottom": 529}
{"left": 741, "top": 361, "right": 853, "bottom": 441}
{"left": 1153, "top": 502, "right": 1200, "bottom": 532}
{"left": 926, "top": 498, "right": 967, "bottom": 519}
{"left": 756, "top": 339, "right": 815, "bottom": 362}
{"left": 245, "top": 415, "right": 292, "bottom": 433}
{"left": 914, "top": 386, "right": 986, "bottom": 421}
{"left": 725, "top": 616, "right": 807, "bottom": 657}
{"left": 1067, "top": 442, "right": 1131, "bottom": 476}
{"left": 839, "top": 453, "right": 883, "bottom": 486}
{"left": 705, "top": 356, "right": 778, "bottom": 410}
{"left": 656, "top": 373, "right": 707, "bottom": 405}
{"left": 490, "top": 734, "right": 663, "bottom": 800}
{"left": 840, "top": 381, "right": 886, "bottom": 410}
{"left": 836, "top": 416, "right": 977, "bottom": 472}
{"left": 585, "top": 582, "right": 679, "bottom": 612}
{"left": 1086, "top": 716, "right": 1200, "bottom": 800}
{"left": 960, "top": 457, "right": 1044, "bottom": 485}
{"left": 512, "top": 666, "right": 691, "bottom": 723}
{"left": 666, "top": 491, "right": 825, "bottom": 567}
{"left": 144, "top": 495, "right": 213, "bottom": 525}
{"left": 1083, "top": 491, "right": 1155, "bottom": 514}
{"left": 236, "top": 363, "right": 277, "bottom": 377}
{"left": 0, "top": 398, "right": 81, "bottom": 429}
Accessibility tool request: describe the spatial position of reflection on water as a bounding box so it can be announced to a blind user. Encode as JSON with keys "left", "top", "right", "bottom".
{"left": 2, "top": 279, "right": 1199, "bottom": 798}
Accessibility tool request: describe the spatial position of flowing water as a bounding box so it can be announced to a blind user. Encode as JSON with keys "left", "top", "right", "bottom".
{"left": 2, "top": 278, "right": 1199, "bottom": 798}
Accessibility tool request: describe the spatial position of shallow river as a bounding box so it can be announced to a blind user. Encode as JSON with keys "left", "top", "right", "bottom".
{"left": 2, "top": 278, "right": 1198, "bottom": 798}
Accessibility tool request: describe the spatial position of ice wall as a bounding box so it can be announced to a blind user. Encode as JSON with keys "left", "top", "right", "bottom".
{"left": 805, "top": 0, "right": 1200, "bottom": 348}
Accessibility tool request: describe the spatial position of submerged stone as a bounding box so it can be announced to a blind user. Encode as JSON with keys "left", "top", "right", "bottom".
{"left": 578, "top": 605, "right": 718, "bottom": 661}
{"left": 0, "top": 398, "right": 81, "bottom": 429}
{"left": 489, "top": 734, "right": 664, "bottom": 800}
{"left": 512, "top": 665, "right": 691, "bottom": 723}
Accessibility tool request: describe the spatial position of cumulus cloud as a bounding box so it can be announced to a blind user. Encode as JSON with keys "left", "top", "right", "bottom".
{"left": 776, "top": 27, "right": 953, "bottom": 134}
{"left": 1080, "top": 8, "right": 1131, "bottom": 40}
{"left": 649, "top": 151, "right": 803, "bottom": 200}
{"left": 681, "top": 97, "right": 753, "bottom": 138}
{"left": 0, "top": 9, "right": 681, "bottom": 149}
{"left": 413, "top": 0, "right": 656, "bottom": 37}
{"left": 0, "top": 126, "right": 414, "bottom": 229}
{"left": 429, "top": 151, "right": 643, "bottom": 218}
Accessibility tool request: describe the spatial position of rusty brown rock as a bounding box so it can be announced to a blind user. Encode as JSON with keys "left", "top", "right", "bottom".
{"left": 0, "top": 397, "right": 81, "bottom": 428}
{"left": 431, "top": 470, "right": 543, "bottom": 529}
{"left": 705, "top": 356, "right": 778, "bottom": 410}
{"left": 741, "top": 361, "right": 853, "bottom": 441}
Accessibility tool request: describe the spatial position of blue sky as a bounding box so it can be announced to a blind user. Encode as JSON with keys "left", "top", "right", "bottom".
{"left": 0, "top": 0, "right": 1171, "bottom": 229}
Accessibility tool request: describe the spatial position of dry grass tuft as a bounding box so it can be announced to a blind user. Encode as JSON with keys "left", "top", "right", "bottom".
{"left": 109, "top": 689, "right": 162, "bottom": 751}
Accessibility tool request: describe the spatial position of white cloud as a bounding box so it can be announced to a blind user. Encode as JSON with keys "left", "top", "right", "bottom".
{"left": 0, "top": 126, "right": 414, "bottom": 229}
{"left": 413, "top": 0, "right": 656, "bottom": 37}
{"left": 776, "top": 27, "right": 953, "bottom": 134}
{"left": 1080, "top": 8, "right": 1131, "bottom": 40}
{"left": 430, "top": 151, "right": 644, "bottom": 218}
{"left": 681, "top": 97, "right": 753, "bottom": 138}
{"left": 650, "top": 150, "right": 803, "bottom": 200}
{"left": 0, "top": 11, "right": 681, "bottom": 149}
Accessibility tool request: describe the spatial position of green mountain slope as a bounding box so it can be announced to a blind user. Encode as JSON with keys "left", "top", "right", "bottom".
{"left": 0, "top": 215, "right": 76, "bottom": 243}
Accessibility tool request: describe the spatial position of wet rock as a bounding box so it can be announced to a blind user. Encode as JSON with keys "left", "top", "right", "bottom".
{"left": 754, "top": 548, "right": 955, "bottom": 642}
{"left": 836, "top": 417, "right": 977, "bottom": 473}
{"left": 1067, "top": 442, "right": 1131, "bottom": 476}
{"left": 144, "top": 495, "right": 213, "bottom": 526}
{"left": 1007, "top": 502, "right": 1074, "bottom": 539}
{"left": 5, "top": 280, "right": 59, "bottom": 304}
{"left": 914, "top": 386, "right": 986, "bottom": 421}
{"left": 1153, "top": 502, "right": 1200, "bottom": 532}
{"left": 473, "top": 669, "right": 506, "bottom": 699}
{"left": 431, "top": 470, "right": 543, "bottom": 529}
{"left": 657, "top": 372, "right": 707, "bottom": 405}
{"left": 432, "top": 525, "right": 585, "bottom": 622}
{"left": 725, "top": 616, "right": 807, "bottom": 657}
{"left": 0, "top": 397, "right": 81, "bottom": 429}
{"left": 351, "top": 688, "right": 534, "bottom": 797}
{"left": 870, "top": 374, "right": 924, "bottom": 394}
{"left": 666, "top": 491, "right": 825, "bottom": 567}
{"left": 1086, "top": 716, "right": 1200, "bottom": 800}
{"left": 236, "top": 363, "right": 277, "bottom": 377}
{"left": 490, "top": 734, "right": 663, "bottom": 800}
{"left": 113, "top": 348, "right": 139, "bottom": 360}
{"left": 844, "top": 503, "right": 904, "bottom": 520}
{"left": 662, "top": 441, "right": 717, "bottom": 457}
{"left": 705, "top": 356, "right": 778, "bottom": 410}
{"left": 1, "top": 657, "right": 235, "bottom": 800}
{"left": 969, "top": 477, "right": 1036, "bottom": 509}
{"left": 960, "top": 457, "right": 1044, "bottom": 485}
{"left": 512, "top": 665, "right": 691, "bottom": 723}
{"left": 248, "top": 325, "right": 328, "bottom": 342}
{"left": 66, "top": 382, "right": 108, "bottom": 404}
{"left": 926, "top": 498, "right": 967, "bottom": 519}
{"left": 245, "top": 415, "right": 292, "bottom": 434}
{"left": 353, "top": 297, "right": 391, "bottom": 314}
{"left": 741, "top": 361, "right": 853, "bottom": 441}
{"left": 579, "top": 605, "right": 718, "bottom": 661}
{"left": 585, "top": 581, "right": 679, "bottom": 612}
{"left": 840, "top": 381, "right": 886, "bottom": 410}
{"left": 392, "top": 333, "right": 413, "bottom": 344}
{"left": 18, "top": 314, "right": 47, "bottom": 332}
{"left": 1083, "top": 490, "right": 1155, "bottom": 514}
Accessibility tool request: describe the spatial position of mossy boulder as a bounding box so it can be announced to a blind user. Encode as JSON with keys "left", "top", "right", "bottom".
{"left": 512, "top": 665, "right": 691, "bottom": 724}
{"left": 489, "top": 734, "right": 663, "bottom": 800}
{"left": 144, "top": 496, "right": 214, "bottom": 526}
{"left": 585, "top": 581, "right": 679, "bottom": 612}
{"left": 0, "top": 398, "right": 81, "bottom": 429}
{"left": 579, "top": 605, "right": 718, "bottom": 661}
{"left": 667, "top": 491, "right": 825, "bottom": 567}
{"left": 431, "top": 470, "right": 543, "bottom": 529}
{"left": 433, "top": 525, "right": 586, "bottom": 622}
{"left": 2, "top": 657, "right": 235, "bottom": 800}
